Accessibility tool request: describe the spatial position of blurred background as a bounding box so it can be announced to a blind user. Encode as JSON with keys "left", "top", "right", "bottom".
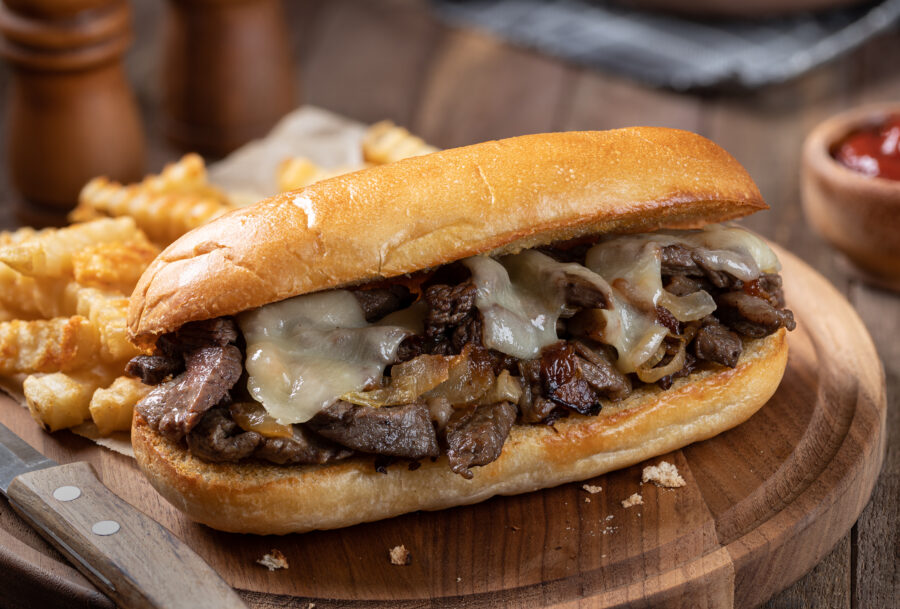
{"left": 0, "top": 0, "right": 896, "bottom": 607}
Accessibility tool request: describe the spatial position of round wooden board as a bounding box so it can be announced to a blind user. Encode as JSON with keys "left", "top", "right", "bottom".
{"left": 0, "top": 245, "right": 886, "bottom": 609}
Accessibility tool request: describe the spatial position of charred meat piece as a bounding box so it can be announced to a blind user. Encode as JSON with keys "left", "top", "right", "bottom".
{"left": 352, "top": 285, "right": 414, "bottom": 322}
{"left": 186, "top": 408, "right": 261, "bottom": 463}
{"left": 517, "top": 359, "right": 556, "bottom": 423}
{"left": 156, "top": 318, "right": 239, "bottom": 359}
{"left": 715, "top": 291, "right": 796, "bottom": 338}
{"left": 445, "top": 401, "right": 517, "bottom": 479}
{"left": 562, "top": 271, "right": 610, "bottom": 310}
{"left": 655, "top": 306, "right": 681, "bottom": 335}
{"left": 693, "top": 318, "right": 743, "bottom": 368}
{"left": 135, "top": 344, "right": 243, "bottom": 440}
{"left": 254, "top": 426, "right": 353, "bottom": 465}
{"left": 125, "top": 355, "right": 182, "bottom": 385}
{"left": 307, "top": 401, "right": 440, "bottom": 459}
{"left": 571, "top": 341, "right": 631, "bottom": 400}
{"left": 424, "top": 282, "right": 478, "bottom": 338}
{"left": 742, "top": 273, "right": 786, "bottom": 308}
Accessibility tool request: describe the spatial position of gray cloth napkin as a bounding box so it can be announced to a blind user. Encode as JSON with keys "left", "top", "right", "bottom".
{"left": 433, "top": 0, "right": 900, "bottom": 90}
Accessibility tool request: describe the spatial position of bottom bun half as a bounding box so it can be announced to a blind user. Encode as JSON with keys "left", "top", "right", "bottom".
{"left": 132, "top": 328, "right": 788, "bottom": 535}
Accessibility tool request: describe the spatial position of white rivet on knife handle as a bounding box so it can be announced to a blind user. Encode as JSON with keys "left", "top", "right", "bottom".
{"left": 92, "top": 520, "right": 121, "bottom": 536}
{"left": 52, "top": 486, "right": 81, "bottom": 502}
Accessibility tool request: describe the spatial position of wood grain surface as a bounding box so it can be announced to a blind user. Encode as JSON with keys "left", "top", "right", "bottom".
{"left": 0, "top": 1, "right": 897, "bottom": 607}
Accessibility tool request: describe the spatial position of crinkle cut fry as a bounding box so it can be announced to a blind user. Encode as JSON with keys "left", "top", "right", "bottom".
{"left": 75, "top": 177, "right": 231, "bottom": 245}
{"left": 0, "top": 316, "right": 101, "bottom": 375}
{"left": 362, "top": 120, "right": 439, "bottom": 165}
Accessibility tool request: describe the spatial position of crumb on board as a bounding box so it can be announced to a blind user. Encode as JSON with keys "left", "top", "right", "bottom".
{"left": 308, "top": 603, "right": 316, "bottom": 609}
{"left": 582, "top": 483, "right": 602, "bottom": 494}
{"left": 642, "top": 461, "right": 686, "bottom": 488}
{"left": 389, "top": 544, "right": 411, "bottom": 566}
{"left": 584, "top": 496, "right": 591, "bottom": 503}
{"left": 256, "top": 549, "right": 289, "bottom": 571}
{"left": 622, "top": 493, "right": 643, "bottom": 508}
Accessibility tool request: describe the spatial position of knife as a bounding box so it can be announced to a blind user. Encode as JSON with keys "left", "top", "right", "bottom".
{"left": 0, "top": 421, "right": 248, "bottom": 609}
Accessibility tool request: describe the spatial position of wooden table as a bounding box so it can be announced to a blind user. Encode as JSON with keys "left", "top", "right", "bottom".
{"left": 0, "top": 1, "right": 895, "bottom": 607}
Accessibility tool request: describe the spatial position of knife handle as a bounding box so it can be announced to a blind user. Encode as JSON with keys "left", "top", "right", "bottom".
{"left": 7, "top": 461, "right": 247, "bottom": 609}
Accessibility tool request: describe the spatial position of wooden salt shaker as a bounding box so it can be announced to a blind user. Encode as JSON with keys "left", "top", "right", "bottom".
{"left": 162, "top": 0, "right": 297, "bottom": 157}
{"left": 0, "top": 0, "right": 145, "bottom": 226}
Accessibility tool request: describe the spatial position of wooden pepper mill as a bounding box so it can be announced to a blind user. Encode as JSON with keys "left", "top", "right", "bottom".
{"left": 0, "top": 0, "right": 145, "bottom": 227}
{"left": 162, "top": 0, "right": 297, "bottom": 157}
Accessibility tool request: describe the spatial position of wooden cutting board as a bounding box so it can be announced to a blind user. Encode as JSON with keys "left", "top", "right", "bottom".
{"left": 0, "top": 245, "right": 886, "bottom": 609}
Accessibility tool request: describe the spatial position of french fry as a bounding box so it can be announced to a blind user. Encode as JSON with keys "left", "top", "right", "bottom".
{"left": 0, "top": 217, "right": 141, "bottom": 278}
{"left": 0, "top": 226, "right": 49, "bottom": 247}
{"left": 75, "top": 288, "right": 140, "bottom": 362}
{"left": 89, "top": 376, "right": 152, "bottom": 435}
{"left": 0, "top": 265, "right": 72, "bottom": 319}
{"left": 74, "top": 178, "right": 230, "bottom": 245}
{"left": 0, "top": 317, "right": 100, "bottom": 375}
{"left": 276, "top": 157, "right": 367, "bottom": 192}
{"left": 72, "top": 236, "right": 159, "bottom": 293}
{"left": 362, "top": 120, "right": 438, "bottom": 165}
{"left": 24, "top": 365, "right": 120, "bottom": 432}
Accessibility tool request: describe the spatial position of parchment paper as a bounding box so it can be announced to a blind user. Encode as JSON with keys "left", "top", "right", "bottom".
{"left": 4, "top": 105, "right": 370, "bottom": 458}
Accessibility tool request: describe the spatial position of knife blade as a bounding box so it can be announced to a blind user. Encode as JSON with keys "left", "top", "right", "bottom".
{"left": 0, "top": 421, "right": 248, "bottom": 609}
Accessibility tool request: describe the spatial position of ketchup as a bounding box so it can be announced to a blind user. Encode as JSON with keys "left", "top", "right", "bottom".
{"left": 834, "top": 115, "right": 900, "bottom": 180}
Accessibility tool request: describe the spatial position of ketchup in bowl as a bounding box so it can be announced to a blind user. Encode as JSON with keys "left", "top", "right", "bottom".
{"left": 834, "top": 115, "right": 900, "bottom": 180}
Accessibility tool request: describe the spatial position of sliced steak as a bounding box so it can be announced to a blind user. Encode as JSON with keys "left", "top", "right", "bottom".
{"left": 156, "top": 318, "right": 238, "bottom": 358}
{"left": 661, "top": 243, "right": 696, "bottom": 275}
{"left": 424, "top": 282, "right": 478, "bottom": 338}
{"left": 562, "top": 271, "right": 610, "bottom": 310}
{"left": 664, "top": 274, "right": 704, "bottom": 297}
{"left": 255, "top": 426, "right": 353, "bottom": 465}
{"left": 186, "top": 408, "right": 261, "bottom": 462}
{"left": 715, "top": 291, "right": 796, "bottom": 338}
{"left": 445, "top": 401, "right": 517, "bottom": 479}
{"left": 571, "top": 341, "right": 631, "bottom": 400}
{"left": 352, "top": 285, "right": 413, "bottom": 322}
{"left": 693, "top": 318, "right": 743, "bottom": 368}
{"left": 125, "top": 355, "right": 182, "bottom": 385}
{"left": 307, "top": 401, "right": 440, "bottom": 459}
{"left": 135, "top": 344, "right": 243, "bottom": 440}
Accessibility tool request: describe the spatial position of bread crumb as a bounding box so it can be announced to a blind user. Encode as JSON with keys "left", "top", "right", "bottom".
{"left": 456, "top": 577, "right": 462, "bottom": 582}
{"left": 389, "top": 544, "right": 411, "bottom": 566}
{"left": 584, "top": 496, "right": 591, "bottom": 503}
{"left": 582, "top": 484, "right": 602, "bottom": 494}
{"left": 308, "top": 604, "right": 316, "bottom": 609}
{"left": 256, "top": 549, "right": 289, "bottom": 571}
{"left": 621, "top": 493, "right": 643, "bottom": 508}
{"left": 642, "top": 461, "right": 686, "bottom": 488}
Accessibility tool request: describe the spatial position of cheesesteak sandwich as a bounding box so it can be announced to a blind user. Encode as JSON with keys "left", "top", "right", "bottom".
{"left": 126, "top": 129, "right": 795, "bottom": 534}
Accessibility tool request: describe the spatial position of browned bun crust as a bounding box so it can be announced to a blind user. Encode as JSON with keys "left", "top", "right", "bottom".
{"left": 128, "top": 128, "right": 765, "bottom": 346}
{"left": 131, "top": 329, "right": 787, "bottom": 535}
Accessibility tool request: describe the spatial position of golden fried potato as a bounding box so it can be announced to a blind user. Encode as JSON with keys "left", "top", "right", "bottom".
{"left": 72, "top": 236, "right": 159, "bottom": 293}
{"left": 0, "top": 317, "right": 100, "bottom": 375}
{"left": 24, "top": 365, "right": 120, "bottom": 432}
{"left": 75, "top": 288, "right": 140, "bottom": 362}
{"left": 362, "top": 120, "right": 438, "bottom": 165}
{"left": 0, "top": 217, "right": 141, "bottom": 278}
{"left": 0, "top": 265, "right": 72, "bottom": 319}
{"left": 89, "top": 376, "right": 152, "bottom": 435}
{"left": 74, "top": 178, "right": 230, "bottom": 245}
{"left": 276, "top": 157, "right": 368, "bottom": 193}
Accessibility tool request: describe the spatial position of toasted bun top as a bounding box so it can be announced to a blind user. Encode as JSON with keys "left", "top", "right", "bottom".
{"left": 128, "top": 128, "right": 765, "bottom": 344}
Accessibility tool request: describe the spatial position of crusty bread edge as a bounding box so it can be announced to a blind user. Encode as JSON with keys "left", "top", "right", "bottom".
{"left": 128, "top": 128, "right": 765, "bottom": 346}
{"left": 131, "top": 328, "right": 788, "bottom": 535}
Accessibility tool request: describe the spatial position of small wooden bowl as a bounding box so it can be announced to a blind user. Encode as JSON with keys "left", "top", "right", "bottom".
{"left": 802, "top": 104, "right": 900, "bottom": 291}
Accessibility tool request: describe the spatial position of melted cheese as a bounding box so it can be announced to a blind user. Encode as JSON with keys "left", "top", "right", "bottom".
{"left": 239, "top": 224, "right": 779, "bottom": 419}
{"left": 464, "top": 250, "right": 612, "bottom": 360}
{"left": 239, "top": 290, "right": 412, "bottom": 424}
